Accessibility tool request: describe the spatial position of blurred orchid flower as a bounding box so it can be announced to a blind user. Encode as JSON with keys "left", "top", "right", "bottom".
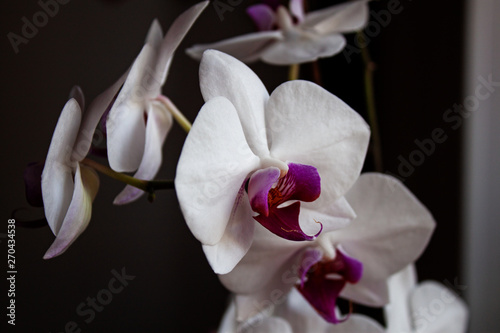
{"left": 186, "top": 0, "right": 369, "bottom": 65}
{"left": 42, "top": 87, "right": 101, "bottom": 259}
{"left": 385, "top": 265, "right": 468, "bottom": 333}
{"left": 219, "top": 173, "right": 436, "bottom": 323}
{"left": 218, "top": 288, "right": 385, "bottom": 333}
{"left": 105, "top": 1, "right": 208, "bottom": 204}
{"left": 175, "top": 50, "right": 370, "bottom": 274}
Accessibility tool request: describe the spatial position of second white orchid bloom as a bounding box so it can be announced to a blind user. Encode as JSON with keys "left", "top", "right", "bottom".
{"left": 187, "top": 0, "right": 369, "bottom": 65}
{"left": 175, "top": 50, "right": 370, "bottom": 274}
{"left": 104, "top": 1, "right": 208, "bottom": 204}
{"left": 385, "top": 265, "right": 468, "bottom": 333}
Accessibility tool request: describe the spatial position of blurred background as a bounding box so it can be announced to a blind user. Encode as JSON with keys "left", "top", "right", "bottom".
{"left": 1, "top": 0, "right": 497, "bottom": 332}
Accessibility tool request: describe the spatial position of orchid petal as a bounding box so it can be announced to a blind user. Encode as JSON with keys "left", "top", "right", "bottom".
{"left": 175, "top": 97, "right": 260, "bottom": 245}
{"left": 144, "top": 19, "right": 163, "bottom": 51}
{"left": 200, "top": 50, "right": 273, "bottom": 157}
{"left": 113, "top": 103, "right": 173, "bottom": 205}
{"left": 335, "top": 173, "right": 435, "bottom": 283}
{"left": 219, "top": 223, "right": 303, "bottom": 296}
{"left": 152, "top": 1, "right": 209, "bottom": 94}
{"left": 42, "top": 98, "right": 81, "bottom": 235}
{"left": 253, "top": 317, "right": 293, "bottom": 333}
{"left": 202, "top": 184, "right": 256, "bottom": 274}
{"left": 261, "top": 33, "right": 346, "bottom": 65}
{"left": 187, "top": 31, "right": 282, "bottom": 64}
{"left": 385, "top": 265, "right": 417, "bottom": 333}
{"left": 410, "top": 281, "right": 468, "bottom": 333}
{"left": 341, "top": 276, "right": 389, "bottom": 307}
{"left": 289, "top": 0, "right": 305, "bottom": 24}
{"left": 43, "top": 164, "right": 99, "bottom": 259}
{"left": 300, "top": 196, "right": 354, "bottom": 235}
{"left": 302, "top": 0, "right": 370, "bottom": 35}
{"left": 267, "top": 80, "right": 369, "bottom": 207}
{"left": 69, "top": 86, "right": 85, "bottom": 111}
{"left": 247, "top": 4, "right": 277, "bottom": 31}
{"left": 72, "top": 71, "right": 128, "bottom": 162}
{"left": 106, "top": 44, "right": 156, "bottom": 172}
{"left": 248, "top": 167, "right": 281, "bottom": 216}
{"left": 330, "top": 314, "right": 386, "bottom": 333}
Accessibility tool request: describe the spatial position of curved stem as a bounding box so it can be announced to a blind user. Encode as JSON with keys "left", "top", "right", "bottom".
{"left": 289, "top": 63, "right": 300, "bottom": 80}
{"left": 81, "top": 158, "right": 174, "bottom": 196}
{"left": 156, "top": 95, "right": 192, "bottom": 133}
{"left": 358, "top": 31, "right": 383, "bottom": 172}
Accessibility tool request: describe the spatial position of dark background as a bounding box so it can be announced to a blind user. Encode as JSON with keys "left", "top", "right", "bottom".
{"left": 1, "top": 0, "right": 464, "bottom": 332}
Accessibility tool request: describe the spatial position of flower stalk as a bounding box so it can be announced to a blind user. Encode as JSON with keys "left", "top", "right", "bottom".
{"left": 358, "top": 31, "right": 383, "bottom": 172}
{"left": 156, "top": 95, "right": 192, "bottom": 133}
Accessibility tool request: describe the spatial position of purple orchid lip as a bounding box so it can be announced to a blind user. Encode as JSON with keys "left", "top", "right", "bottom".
{"left": 248, "top": 162, "right": 322, "bottom": 241}
{"left": 297, "top": 247, "right": 363, "bottom": 324}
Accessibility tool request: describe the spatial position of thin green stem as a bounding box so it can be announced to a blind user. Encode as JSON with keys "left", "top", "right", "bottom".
{"left": 81, "top": 158, "right": 175, "bottom": 201}
{"left": 156, "top": 95, "right": 191, "bottom": 133}
{"left": 288, "top": 63, "right": 300, "bottom": 81}
{"left": 358, "top": 31, "right": 384, "bottom": 172}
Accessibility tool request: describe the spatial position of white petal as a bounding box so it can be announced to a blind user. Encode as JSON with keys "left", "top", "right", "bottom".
{"left": 199, "top": 50, "right": 271, "bottom": 157}
{"left": 300, "top": 196, "right": 355, "bottom": 236}
{"left": 202, "top": 186, "right": 255, "bottom": 274}
{"left": 106, "top": 44, "right": 156, "bottom": 172}
{"left": 289, "top": 0, "right": 305, "bottom": 23}
{"left": 385, "top": 265, "right": 417, "bottom": 333}
{"left": 302, "top": 0, "right": 370, "bottom": 35}
{"left": 219, "top": 223, "right": 303, "bottom": 296}
{"left": 334, "top": 173, "right": 435, "bottom": 284}
{"left": 410, "top": 281, "right": 468, "bottom": 333}
{"left": 341, "top": 277, "right": 389, "bottom": 307}
{"left": 113, "top": 102, "right": 173, "bottom": 205}
{"left": 144, "top": 19, "right": 163, "bottom": 50}
{"left": 249, "top": 317, "right": 293, "bottom": 333}
{"left": 152, "top": 1, "right": 209, "bottom": 93}
{"left": 43, "top": 164, "right": 99, "bottom": 259}
{"left": 72, "top": 70, "right": 128, "bottom": 162}
{"left": 186, "top": 31, "right": 282, "bottom": 63}
{"left": 261, "top": 33, "right": 346, "bottom": 65}
{"left": 69, "top": 86, "right": 85, "bottom": 110}
{"left": 42, "top": 98, "right": 81, "bottom": 235}
{"left": 175, "top": 97, "right": 260, "bottom": 245}
{"left": 267, "top": 80, "right": 370, "bottom": 207}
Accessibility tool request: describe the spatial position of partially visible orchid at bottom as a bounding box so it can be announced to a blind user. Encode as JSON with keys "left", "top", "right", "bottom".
{"left": 385, "top": 265, "right": 468, "bottom": 333}
{"left": 218, "top": 173, "right": 435, "bottom": 324}
{"left": 187, "top": 0, "right": 369, "bottom": 65}
{"left": 218, "top": 288, "right": 385, "bottom": 333}
{"left": 175, "top": 50, "right": 370, "bottom": 275}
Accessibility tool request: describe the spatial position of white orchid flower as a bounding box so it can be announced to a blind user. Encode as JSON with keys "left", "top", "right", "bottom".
{"left": 42, "top": 87, "right": 102, "bottom": 259}
{"left": 175, "top": 50, "right": 370, "bottom": 275}
{"left": 218, "top": 288, "right": 385, "bottom": 333}
{"left": 105, "top": 1, "right": 208, "bottom": 204}
{"left": 186, "top": 0, "right": 369, "bottom": 65}
{"left": 385, "top": 265, "right": 468, "bottom": 333}
{"left": 218, "top": 173, "right": 435, "bottom": 323}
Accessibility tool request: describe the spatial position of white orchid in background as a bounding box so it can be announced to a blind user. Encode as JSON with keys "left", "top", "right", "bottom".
{"left": 175, "top": 50, "right": 370, "bottom": 274}
{"left": 42, "top": 87, "right": 100, "bottom": 259}
{"left": 105, "top": 1, "right": 208, "bottom": 204}
{"left": 186, "top": 0, "right": 369, "bottom": 65}
{"left": 218, "top": 288, "right": 385, "bottom": 333}
{"left": 385, "top": 265, "right": 468, "bottom": 333}
{"left": 218, "top": 173, "right": 435, "bottom": 324}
